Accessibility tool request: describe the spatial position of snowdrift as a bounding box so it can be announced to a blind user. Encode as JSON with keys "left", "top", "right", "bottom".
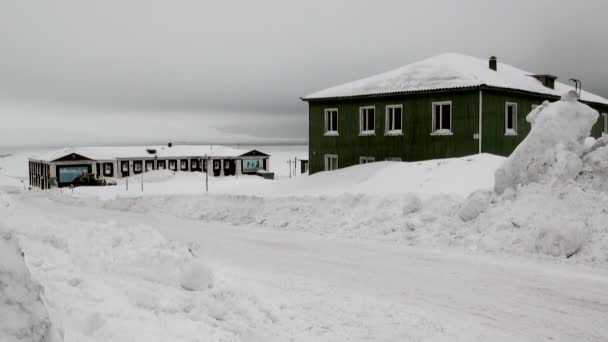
{"left": 482, "top": 91, "right": 608, "bottom": 260}
{"left": 495, "top": 91, "right": 598, "bottom": 193}
{"left": 0, "top": 226, "right": 50, "bottom": 342}
{"left": 6, "top": 212, "right": 280, "bottom": 341}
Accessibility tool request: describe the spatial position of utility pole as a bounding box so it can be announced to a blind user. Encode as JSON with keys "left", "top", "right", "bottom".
{"left": 294, "top": 157, "right": 298, "bottom": 176}
{"left": 141, "top": 168, "right": 144, "bottom": 192}
{"left": 288, "top": 160, "right": 292, "bottom": 178}
{"left": 126, "top": 177, "right": 128, "bottom": 192}
{"left": 204, "top": 155, "right": 209, "bottom": 192}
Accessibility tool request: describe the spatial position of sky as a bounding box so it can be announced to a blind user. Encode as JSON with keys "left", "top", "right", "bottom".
{"left": 1, "top": 0, "right": 607, "bottom": 148}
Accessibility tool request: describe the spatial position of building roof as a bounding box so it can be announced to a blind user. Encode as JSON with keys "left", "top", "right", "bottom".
{"left": 303, "top": 53, "right": 608, "bottom": 105}
{"left": 32, "top": 145, "right": 266, "bottom": 162}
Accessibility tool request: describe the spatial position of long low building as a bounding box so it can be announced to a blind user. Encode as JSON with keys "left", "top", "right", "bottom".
{"left": 28, "top": 145, "right": 270, "bottom": 189}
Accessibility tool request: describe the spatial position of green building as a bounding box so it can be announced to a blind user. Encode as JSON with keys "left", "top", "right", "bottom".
{"left": 302, "top": 53, "right": 608, "bottom": 174}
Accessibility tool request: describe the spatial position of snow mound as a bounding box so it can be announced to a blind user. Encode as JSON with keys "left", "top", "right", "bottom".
{"left": 0, "top": 190, "right": 12, "bottom": 208}
{"left": 123, "top": 169, "right": 176, "bottom": 183}
{"left": 8, "top": 214, "right": 282, "bottom": 341}
{"left": 458, "top": 190, "right": 491, "bottom": 222}
{"left": 0, "top": 226, "right": 50, "bottom": 342}
{"left": 495, "top": 91, "right": 599, "bottom": 193}
{"left": 579, "top": 135, "right": 608, "bottom": 191}
{"left": 179, "top": 261, "right": 214, "bottom": 291}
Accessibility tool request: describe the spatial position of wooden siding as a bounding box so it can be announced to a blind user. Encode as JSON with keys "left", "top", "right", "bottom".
{"left": 308, "top": 90, "right": 480, "bottom": 174}
{"left": 308, "top": 86, "right": 608, "bottom": 175}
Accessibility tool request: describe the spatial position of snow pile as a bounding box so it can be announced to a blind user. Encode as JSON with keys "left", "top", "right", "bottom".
{"left": 70, "top": 153, "right": 503, "bottom": 199}
{"left": 579, "top": 135, "right": 608, "bottom": 190}
{"left": 9, "top": 214, "right": 280, "bottom": 341}
{"left": 457, "top": 190, "right": 490, "bottom": 222}
{"left": 478, "top": 93, "right": 608, "bottom": 260}
{"left": 0, "top": 226, "right": 51, "bottom": 342}
{"left": 495, "top": 91, "right": 599, "bottom": 194}
{"left": 1, "top": 189, "right": 13, "bottom": 208}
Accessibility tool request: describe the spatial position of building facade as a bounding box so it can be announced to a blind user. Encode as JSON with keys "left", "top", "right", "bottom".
{"left": 303, "top": 54, "right": 608, "bottom": 174}
{"left": 28, "top": 145, "right": 270, "bottom": 189}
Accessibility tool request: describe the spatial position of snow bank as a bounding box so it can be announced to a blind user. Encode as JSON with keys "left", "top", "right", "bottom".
{"left": 580, "top": 135, "right": 608, "bottom": 191}
{"left": 9, "top": 213, "right": 280, "bottom": 341}
{"left": 71, "top": 153, "right": 504, "bottom": 199}
{"left": 0, "top": 226, "right": 50, "bottom": 342}
{"left": 1, "top": 189, "right": 13, "bottom": 208}
{"left": 495, "top": 91, "right": 599, "bottom": 194}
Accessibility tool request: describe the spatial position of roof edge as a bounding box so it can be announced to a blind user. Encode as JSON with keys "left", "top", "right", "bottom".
{"left": 302, "top": 85, "right": 608, "bottom": 107}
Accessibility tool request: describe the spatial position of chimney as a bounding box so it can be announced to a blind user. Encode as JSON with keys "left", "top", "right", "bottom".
{"left": 489, "top": 56, "right": 497, "bottom": 71}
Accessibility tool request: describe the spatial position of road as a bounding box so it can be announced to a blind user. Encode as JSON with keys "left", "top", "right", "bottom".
{"left": 7, "top": 196, "right": 608, "bottom": 341}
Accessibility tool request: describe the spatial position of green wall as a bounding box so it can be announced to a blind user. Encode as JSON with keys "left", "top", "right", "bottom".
{"left": 307, "top": 88, "right": 608, "bottom": 174}
{"left": 308, "top": 90, "right": 480, "bottom": 174}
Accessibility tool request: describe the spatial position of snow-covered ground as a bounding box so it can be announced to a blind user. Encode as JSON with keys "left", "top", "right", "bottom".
{"left": 2, "top": 96, "right": 608, "bottom": 341}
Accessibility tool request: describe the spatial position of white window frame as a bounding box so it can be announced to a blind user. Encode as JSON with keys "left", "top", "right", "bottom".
{"left": 324, "top": 108, "right": 339, "bottom": 136}
{"left": 505, "top": 102, "right": 518, "bottom": 136}
{"left": 359, "top": 106, "right": 376, "bottom": 135}
{"left": 603, "top": 113, "right": 608, "bottom": 135}
{"left": 324, "top": 154, "right": 338, "bottom": 171}
{"left": 431, "top": 101, "right": 453, "bottom": 135}
{"left": 359, "top": 156, "right": 375, "bottom": 164}
{"left": 386, "top": 157, "right": 402, "bottom": 161}
{"left": 385, "top": 105, "right": 403, "bottom": 135}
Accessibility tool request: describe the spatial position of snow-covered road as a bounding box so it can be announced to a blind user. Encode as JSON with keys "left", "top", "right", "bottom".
{"left": 6, "top": 196, "right": 608, "bottom": 341}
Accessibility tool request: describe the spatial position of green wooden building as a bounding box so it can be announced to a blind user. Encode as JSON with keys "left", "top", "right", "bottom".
{"left": 302, "top": 53, "right": 608, "bottom": 174}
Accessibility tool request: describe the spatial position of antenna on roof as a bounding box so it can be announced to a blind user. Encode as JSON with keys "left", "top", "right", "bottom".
{"left": 569, "top": 78, "right": 581, "bottom": 99}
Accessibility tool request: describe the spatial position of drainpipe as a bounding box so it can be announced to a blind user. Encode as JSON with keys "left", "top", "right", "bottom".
{"left": 479, "top": 89, "right": 483, "bottom": 154}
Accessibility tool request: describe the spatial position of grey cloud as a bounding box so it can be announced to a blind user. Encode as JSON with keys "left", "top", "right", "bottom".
{"left": 1, "top": 0, "right": 607, "bottom": 147}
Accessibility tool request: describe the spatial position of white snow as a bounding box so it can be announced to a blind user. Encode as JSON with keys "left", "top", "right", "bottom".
{"left": 64, "top": 153, "right": 503, "bottom": 199}
{"left": 0, "top": 225, "right": 51, "bottom": 342}
{"left": 3, "top": 109, "right": 608, "bottom": 341}
{"left": 304, "top": 53, "right": 608, "bottom": 105}
{"left": 494, "top": 91, "right": 599, "bottom": 194}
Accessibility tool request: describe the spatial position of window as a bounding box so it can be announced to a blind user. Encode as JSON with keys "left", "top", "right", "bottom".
{"left": 324, "top": 109, "right": 338, "bottom": 135}
{"left": 324, "top": 154, "right": 338, "bottom": 171}
{"left": 431, "top": 101, "right": 452, "bottom": 134}
{"left": 386, "top": 157, "right": 402, "bottom": 161}
{"left": 385, "top": 105, "right": 403, "bottom": 135}
{"left": 603, "top": 113, "right": 608, "bottom": 135}
{"left": 359, "top": 106, "right": 375, "bottom": 135}
{"left": 359, "top": 156, "right": 375, "bottom": 164}
{"left": 505, "top": 102, "right": 517, "bottom": 135}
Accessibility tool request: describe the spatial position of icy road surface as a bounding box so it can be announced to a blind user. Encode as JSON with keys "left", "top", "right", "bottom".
{"left": 6, "top": 196, "right": 608, "bottom": 342}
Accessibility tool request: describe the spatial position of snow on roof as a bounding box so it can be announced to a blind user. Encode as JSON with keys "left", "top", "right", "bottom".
{"left": 32, "top": 145, "right": 262, "bottom": 162}
{"left": 303, "top": 53, "right": 608, "bottom": 105}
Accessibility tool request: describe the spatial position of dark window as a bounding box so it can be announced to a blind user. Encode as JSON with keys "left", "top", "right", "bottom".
{"left": 441, "top": 105, "right": 450, "bottom": 129}
{"left": 386, "top": 106, "right": 402, "bottom": 132}
{"left": 433, "top": 102, "right": 452, "bottom": 132}
{"left": 505, "top": 103, "right": 517, "bottom": 133}
{"left": 325, "top": 109, "right": 338, "bottom": 133}
{"left": 360, "top": 107, "right": 375, "bottom": 133}
{"left": 434, "top": 105, "right": 441, "bottom": 131}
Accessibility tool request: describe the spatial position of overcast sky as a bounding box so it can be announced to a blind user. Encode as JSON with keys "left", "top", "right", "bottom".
{"left": 1, "top": 0, "right": 607, "bottom": 148}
